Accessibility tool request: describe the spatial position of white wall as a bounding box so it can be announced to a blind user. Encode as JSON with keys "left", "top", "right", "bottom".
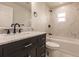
{"left": 31, "top": 2, "right": 50, "bottom": 32}
{"left": 50, "top": 3, "right": 79, "bottom": 39}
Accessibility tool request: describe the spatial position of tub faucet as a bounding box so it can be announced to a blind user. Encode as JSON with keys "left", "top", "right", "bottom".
{"left": 11, "top": 23, "right": 20, "bottom": 33}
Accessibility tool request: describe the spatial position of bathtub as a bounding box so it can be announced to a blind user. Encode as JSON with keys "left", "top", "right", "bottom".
{"left": 47, "top": 36, "right": 79, "bottom": 57}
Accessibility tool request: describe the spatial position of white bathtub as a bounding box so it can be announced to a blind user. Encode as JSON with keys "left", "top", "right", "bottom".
{"left": 47, "top": 36, "right": 79, "bottom": 57}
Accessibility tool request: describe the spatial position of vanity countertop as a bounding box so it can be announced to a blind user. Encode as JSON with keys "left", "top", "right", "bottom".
{"left": 0, "top": 31, "right": 46, "bottom": 45}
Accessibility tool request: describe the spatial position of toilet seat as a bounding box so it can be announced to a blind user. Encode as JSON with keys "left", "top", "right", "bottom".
{"left": 46, "top": 41, "right": 60, "bottom": 50}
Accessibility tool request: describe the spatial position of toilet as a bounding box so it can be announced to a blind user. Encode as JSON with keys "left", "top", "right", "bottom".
{"left": 46, "top": 41, "right": 60, "bottom": 57}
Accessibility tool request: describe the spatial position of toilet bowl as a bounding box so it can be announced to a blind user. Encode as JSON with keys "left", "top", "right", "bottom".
{"left": 46, "top": 41, "right": 60, "bottom": 57}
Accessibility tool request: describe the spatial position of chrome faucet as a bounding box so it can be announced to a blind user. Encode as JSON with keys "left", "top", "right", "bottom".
{"left": 11, "top": 23, "right": 20, "bottom": 33}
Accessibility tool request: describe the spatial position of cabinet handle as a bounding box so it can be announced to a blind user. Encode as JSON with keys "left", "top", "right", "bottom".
{"left": 25, "top": 43, "right": 32, "bottom": 48}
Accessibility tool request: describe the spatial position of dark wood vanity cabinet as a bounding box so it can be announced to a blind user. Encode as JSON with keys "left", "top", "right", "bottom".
{"left": 0, "top": 34, "right": 46, "bottom": 57}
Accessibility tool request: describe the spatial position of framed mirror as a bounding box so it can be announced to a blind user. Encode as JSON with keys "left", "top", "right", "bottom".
{"left": 0, "top": 3, "right": 13, "bottom": 28}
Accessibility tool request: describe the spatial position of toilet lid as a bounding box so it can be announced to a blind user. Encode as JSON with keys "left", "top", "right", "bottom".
{"left": 46, "top": 41, "right": 60, "bottom": 48}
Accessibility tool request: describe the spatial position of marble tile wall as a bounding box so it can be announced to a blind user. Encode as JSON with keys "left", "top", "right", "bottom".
{"left": 49, "top": 3, "right": 79, "bottom": 39}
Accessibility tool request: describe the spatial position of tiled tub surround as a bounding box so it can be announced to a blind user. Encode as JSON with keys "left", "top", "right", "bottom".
{"left": 49, "top": 3, "right": 79, "bottom": 39}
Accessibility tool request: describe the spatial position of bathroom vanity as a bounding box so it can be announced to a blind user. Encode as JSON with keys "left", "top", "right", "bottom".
{"left": 0, "top": 31, "right": 46, "bottom": 57}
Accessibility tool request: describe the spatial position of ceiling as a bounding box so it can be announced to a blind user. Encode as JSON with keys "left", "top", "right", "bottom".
{"left": 13, "top": 2, "right": 31, "bottom": 10}
{"left": 0, "top": 2, "right": 31, "bottom": 11}
{"left": 46, "top": 2, "right": 73, "bottom": 9}
{"left": 15, "top": 2, "right": 73, "bottom": 9}
{"left": 0, "top": 2, "right": 73, "bottom": 10}
{"left": 14, "top": 2, "right": 31, "bottom": 8}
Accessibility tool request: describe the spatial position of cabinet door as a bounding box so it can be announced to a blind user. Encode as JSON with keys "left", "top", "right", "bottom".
{"left": 30, "top": 39, "right": 37, "bottom": 57}
{"left": 3, "top": 46, "right": 26, "bottom": 57}
{"left": 36, "top": 34, "right": 46, "bottom": 57}
{"left": 0, "top": 46, "right": 2, "bottom": 57}
{"left": 30, "top": 48, "right": 36, "bottom": 57}
{"left": 36, "top": 45, "right": 46, "bottom": 57}
{"left": 2, "top": 39, "right": 27, "bottom": 57}
{"left": 26, "top": 37, "right": 37, "bottom": 57}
